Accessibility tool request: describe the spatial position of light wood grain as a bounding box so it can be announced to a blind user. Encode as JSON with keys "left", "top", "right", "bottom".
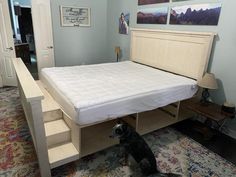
{"left": 37, "top": 80, "right": 60, "bottom": 112}
{"left": 13, "top": 58, "right": 51, "bottom": 177}
{"left": 48, "top": 143, "right": 79, "bottom": 169}
{"left": 37, "top": 80, "right": 63, "bottom": 122}
{"left": 12, "top": 29, "right": 214, "bottom": 174}
{"left": 12, "top": 58, "right": 43, "bottom": 101}
{"left": 137, "top": 109, "right": 177, "bottom": 135}
{"left": 80, "top": 119, "right": 119, "bottom": 157}
{"left": 63, "top": 112, "right": 81, "bottom": 155}
{"left": 130, "top": 28, "right": 215, "bottom": 80}
{"left": 45, "top": 119, "right": 71, "bottom": 148}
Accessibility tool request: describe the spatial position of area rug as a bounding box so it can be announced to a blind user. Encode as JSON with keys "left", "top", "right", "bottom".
{"left": 0, "top": 87, "right": 235, "bottom": 177}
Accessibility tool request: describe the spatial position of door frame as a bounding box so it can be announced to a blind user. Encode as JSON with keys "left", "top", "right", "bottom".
{"left": 31, "top": 0, "right": 55, "bottom": 75}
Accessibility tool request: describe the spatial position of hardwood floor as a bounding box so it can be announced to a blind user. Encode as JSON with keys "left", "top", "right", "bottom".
{"left": 173, "top": 119, "right": 236, "bottom": 165}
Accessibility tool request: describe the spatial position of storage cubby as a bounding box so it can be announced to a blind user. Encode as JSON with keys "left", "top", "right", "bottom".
{"left": 80, "top": 119, "right": 118, "bottom": 157}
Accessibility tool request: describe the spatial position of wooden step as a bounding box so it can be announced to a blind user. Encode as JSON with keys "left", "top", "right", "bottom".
{"left": 48, "top": 143, "right": 79, "bottom": 169}
{"left": 43, "top": 109, "right": 62, "bottom": 122}
{"left": 45, "top": 119, "right": 71, "bottom": 148}
{"left": 36, "top": 81, "right": 62, "bottom": 122}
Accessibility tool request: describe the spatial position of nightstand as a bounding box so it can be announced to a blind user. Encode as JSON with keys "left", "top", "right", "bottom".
{"left": 182, "top": 98, "right": 235, "bottom": 139}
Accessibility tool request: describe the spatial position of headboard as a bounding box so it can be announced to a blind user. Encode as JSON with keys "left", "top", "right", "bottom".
{"left": 130, "top": 28, "right": 215, "bottom": 80}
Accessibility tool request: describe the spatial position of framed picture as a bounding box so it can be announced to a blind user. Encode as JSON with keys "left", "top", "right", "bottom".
{"left": 138, "top": 0, "right": 169, "bottom": 6}
{"left": 170, "top": 3, "right": 222, "bottom": 25}
{"left": 60, "top": 6, "right": 91, "bottom": 27}
{"left": 137, "top": 7, "right": 168, "bottom": 24}
{"left": 119, "top": 12, "right": 130, "bottom": 35}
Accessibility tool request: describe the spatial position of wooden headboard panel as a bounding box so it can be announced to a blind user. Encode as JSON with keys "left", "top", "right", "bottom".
{"left": 130, "top": 28, "right": 215, "bottom": 80}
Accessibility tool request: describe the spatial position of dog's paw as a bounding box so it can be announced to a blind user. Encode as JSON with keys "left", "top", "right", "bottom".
{"left": 139, "top": 158, "right": 157, "bottom": 176}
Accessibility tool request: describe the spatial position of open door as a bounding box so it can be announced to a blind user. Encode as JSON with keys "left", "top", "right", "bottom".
{"left": 31, "top": 0, "right": 55, "bottom": 75}
{"left": 0, "top": 0, "right": 17, "bottom": 86}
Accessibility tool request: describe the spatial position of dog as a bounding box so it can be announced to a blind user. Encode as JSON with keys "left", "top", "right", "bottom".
{"left": 110, "top": 122, "right": 181, "bottom": 177}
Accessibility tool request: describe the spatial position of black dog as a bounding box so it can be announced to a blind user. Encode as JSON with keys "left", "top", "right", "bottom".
{"left": 111, "top": 122, "right": 181, "bottom": 177}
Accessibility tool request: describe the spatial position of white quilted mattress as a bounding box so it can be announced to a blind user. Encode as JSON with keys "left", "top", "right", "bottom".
{"left": 41, "top": 61, "right": 198, "bottom": 125}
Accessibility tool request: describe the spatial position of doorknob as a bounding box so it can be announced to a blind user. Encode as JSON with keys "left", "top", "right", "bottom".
{"left": 47, "top": 46, "right": 53, "bottom": 49}
{"left": 6, "top": 47, "right": 13, "bottom": 50}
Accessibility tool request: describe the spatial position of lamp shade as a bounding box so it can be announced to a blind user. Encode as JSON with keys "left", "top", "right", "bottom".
{"left": 198, "top": 73, "right": 218, "bottom": 89}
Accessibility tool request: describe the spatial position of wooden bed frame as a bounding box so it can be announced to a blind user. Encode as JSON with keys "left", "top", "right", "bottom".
{"left": 12, "top": 29, "right": 215, "bottom": 177}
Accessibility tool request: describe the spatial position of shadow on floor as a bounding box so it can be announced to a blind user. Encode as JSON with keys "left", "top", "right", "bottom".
{"left": 172, "top": 119, "right": 236, "bottom": 165}
{"left": 26, "top": 54, "right": 38, "bottom": 80}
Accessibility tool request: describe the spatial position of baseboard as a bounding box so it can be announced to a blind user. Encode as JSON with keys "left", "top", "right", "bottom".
{"left": 193, "top": 116, "right": 236, "bottom": 139}
{"left": 223, "top": 128, "right": 236, "bottom": 139}
{"left": 220, "top": 124, "right": 236, "bottom": 139}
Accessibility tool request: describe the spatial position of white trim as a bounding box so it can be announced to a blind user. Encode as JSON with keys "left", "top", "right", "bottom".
{"left": 19, "top": 5, "right": 31, "bottom": 8}
{"left": 228, "top": 128, "right": 236, "bottom": 139}
{"left": 0, "top": 75, "right": 3, "bottom": 87}
{"left": 222, "top": 127, "right": 236, "bottom": 139}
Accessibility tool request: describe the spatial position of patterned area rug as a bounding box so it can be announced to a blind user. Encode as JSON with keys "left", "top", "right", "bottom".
{"left": 0, "top": 87, "right": 235, "bottom": 177}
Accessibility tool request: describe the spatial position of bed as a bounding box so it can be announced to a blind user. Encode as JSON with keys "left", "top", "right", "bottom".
{"left": 12, "top": 28, "right": 216, "bottom": 177}
{"left": 41, "top": 61, "right": 197, "bottom": 126}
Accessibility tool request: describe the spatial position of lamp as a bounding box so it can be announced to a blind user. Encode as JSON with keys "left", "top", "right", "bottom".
{"left": 198, "top": 73, "right": 218, "bottom": 104}
{"left": 115, "top": 46, "right": 121, "bottom": 62}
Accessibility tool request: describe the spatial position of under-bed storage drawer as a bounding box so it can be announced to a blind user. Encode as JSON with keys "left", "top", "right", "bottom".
{"left": 136, "top": 108, "right": 179, "bottom": 135}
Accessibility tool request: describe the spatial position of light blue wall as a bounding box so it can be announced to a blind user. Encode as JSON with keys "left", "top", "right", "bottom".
{"left": 107, "top": 0, "right": 236, "bottom": 137}
{"left": 13, "top": 0, "right": 31, "bottom": 6}
{"left": 51, "top": 0, "right": 109, "bottom": 66}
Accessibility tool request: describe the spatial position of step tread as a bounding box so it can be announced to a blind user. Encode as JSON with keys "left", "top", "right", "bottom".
{"left": 48, "top": 143, "right": 79, "bottom": 168}
{"left": 36, "top": 80, "right": 60, "bottom": 112}
{"left": 45, "top": 119, "right": 70, "bottom": 137}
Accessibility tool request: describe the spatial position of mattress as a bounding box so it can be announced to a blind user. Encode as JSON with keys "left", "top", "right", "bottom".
{"left": 41, "top": 61, "right": 198, "bottom": 125}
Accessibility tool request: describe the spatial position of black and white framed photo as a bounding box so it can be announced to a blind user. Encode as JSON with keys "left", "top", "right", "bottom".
{"left": 60, "top": 6, "right": 91, "bottom": 27}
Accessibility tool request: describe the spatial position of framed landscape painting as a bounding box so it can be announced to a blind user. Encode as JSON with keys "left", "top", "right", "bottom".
{"left": 170, "top": 3, "right": 222, "bottom": 25}
{"left": 172, "top": 0, "right": 189, "bottom": 2}
{"left": 138, "top": 0, "right": 169, "bottom": 6}
{"left": 137, "top": 7, "right": 168, "bottom": 24}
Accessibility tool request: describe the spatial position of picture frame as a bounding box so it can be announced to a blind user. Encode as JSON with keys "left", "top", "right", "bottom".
{"left": 137, "top": 7, "right": 168, "bottom": 24}
{"left": 138, "top": 0, "right": 169, "bottom": 6}
{"left": 170, "top": 3, "right": 221, "bottom": 26}
{"left": 60, "top": 6, "right": 91, "bottom": 27}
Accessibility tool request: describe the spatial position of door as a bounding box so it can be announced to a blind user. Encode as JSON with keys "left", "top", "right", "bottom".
{"left": 0, "top": 0, "right": 17, "bottom": 86}
{"left": 31, "top": 0, "right": 55, "bottom": 74}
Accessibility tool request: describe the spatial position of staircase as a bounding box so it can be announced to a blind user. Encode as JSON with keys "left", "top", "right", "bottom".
{"left": 37, "top": 81, "right": 79, "bottom": 169}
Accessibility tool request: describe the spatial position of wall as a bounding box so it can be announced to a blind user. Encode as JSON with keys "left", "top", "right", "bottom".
{"left": 51, "top": 0, "right": 109, "bottom": 66}
{"left": 107, "top": 0, "right": 236, "bottom": 138}
{"left": 0, "top": 75, "right": 3, "bottom": 87}
{"left": 13, "top": 0, "right": 31, "bottom": 6}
